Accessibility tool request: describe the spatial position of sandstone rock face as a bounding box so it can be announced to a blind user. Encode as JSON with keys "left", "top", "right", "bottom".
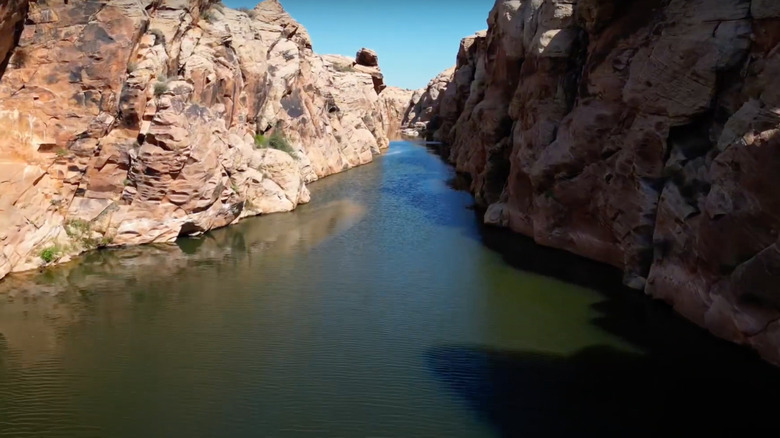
{"left": 378, "top": 86, "right": 415, "bottom": 139}
{"left": 0, "top": 0, "right": 26, "bottom": 73}
{"left": 414, "top": 0, "right": 780, "bottom": 365}
{"left": 0, "top": 0, "right": 394, "bottom": 279}
{"left": 403, "top": 66, "right": 456, "bottom": 136}
{"left": 353, "top": 48, "right": 387, "bottom": 94}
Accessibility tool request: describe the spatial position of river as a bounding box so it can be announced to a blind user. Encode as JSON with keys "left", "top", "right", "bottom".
{"left": 1, "top": 141, "right": 779, "bottom": 437}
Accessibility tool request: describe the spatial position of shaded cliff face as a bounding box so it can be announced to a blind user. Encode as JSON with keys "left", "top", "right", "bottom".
{"left": 0, "top": 0, "right": 27, "bottom": 74}
{"left": 0, "top": 0, "right": 404, "bottom": 279}
{"left": 414, "top": 0, "right": 780, "bottom": 365}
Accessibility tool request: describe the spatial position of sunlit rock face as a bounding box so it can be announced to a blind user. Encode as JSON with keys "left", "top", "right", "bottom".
{"left": 379, "top": 86, "right": 415, "bottom": 140}
{"left": 0, "top": 0, "right": 402, "bottom": 279}
{"left": 410, "top": 0, "right": 780, "bottom": 365}
{"left": 403, "top": 66, "right": 458, "bottom": 137}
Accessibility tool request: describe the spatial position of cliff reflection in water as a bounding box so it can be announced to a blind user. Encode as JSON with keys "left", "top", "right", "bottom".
{"left": 0, "top": 199, "right": 365, "bottom": 363}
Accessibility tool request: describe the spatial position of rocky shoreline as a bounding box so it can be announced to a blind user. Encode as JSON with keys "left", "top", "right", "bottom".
{"left": 0, "top": 0, "right": 411, "bottom": 280}
{"left": 404, "top": 0, "right": 780, "bottom": 365}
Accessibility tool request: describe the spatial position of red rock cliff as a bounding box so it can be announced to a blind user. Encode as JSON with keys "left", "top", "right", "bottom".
{"left": 413, "top": 0, "right": 780, "bottom": 365}
{"left": 0, "top": 0, "right": 405, "bottom": 279}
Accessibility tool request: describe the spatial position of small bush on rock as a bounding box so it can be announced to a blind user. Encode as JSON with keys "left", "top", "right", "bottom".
{"left": 154, "top": 78, "right": 169, "bottom": 96}
{"left": 40, "top": 246, "right": 61, "bottom": 264}
{"left": 268, "top": 133, "right": 295, "bottom": 155}
{"left": 65, "top": 219, "right": 91, "bottom": 238}
{"left": 255, "top": 132, "right": 297, "bottom": 158}
{"left": 237, "top": 6, "right": 256, "bottom": 18}
{"left": 333, "top": 63, "right": 355, "bottom": 73}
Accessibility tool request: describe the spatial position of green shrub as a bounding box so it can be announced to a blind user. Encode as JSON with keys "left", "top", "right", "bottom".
{"left": 254, "top": 134, "right": 268, "bottom": 147}
{"left": 237, "top": 7, "right": 257, "bottom": 18}
{"left": 55, "top": 148, "right": 68, "bottom": 158}
{"left": 65, "top": 219, "right": 91, "bottom": 237}
{"left": 268, "top": 133, "right": 295, "bottom": 155}
{"left": 40, "top": 246, "right": 60, "bottom": 264}
{"left": 64, "top": 219, "right": 110, "bottom": 250}
{"left": 202, "top": 10, "right": 215, "bottom": 22}
{"left": 154, "top": 79, "right": 169, "bottom": 96}
{"left": 254, "top": 132, "right": 297, "bottom": 158}
{"left": 127, "top": 62, "right": 138, "bottom": 74}
{"left": 333, "top": 63, "right": 355, "bottom": 73}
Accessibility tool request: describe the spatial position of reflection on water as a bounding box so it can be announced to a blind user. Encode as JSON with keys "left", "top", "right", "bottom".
{"left": 0, "top": 199, "right": 366, "bottom": 364}
{"left": 2, "top": 198, "right": 366, "bottom": 295}
{"left": 0, "top": 141, "right": 779, "bottom": 437}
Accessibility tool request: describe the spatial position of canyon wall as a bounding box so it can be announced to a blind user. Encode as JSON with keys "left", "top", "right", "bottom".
{"left": 414, "top": 0, "right": 780, "bottom": 364}
{"left": 0, "top": 0, "right": 406, "bottom": 279}
{"left": 0, "top": 0, "right": 27, "bottom": 72}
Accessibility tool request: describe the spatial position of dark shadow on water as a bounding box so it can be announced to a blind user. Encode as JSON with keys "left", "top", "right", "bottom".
{"left": 426, "top": 222, "right": 780, "bottom": 437}
{"left": 476, "top": 217, "right": 770, "bottom": 363}
{"left": 412, "top": 141, "right": 780, "bottom": 436}
{"left": 426, "top": 343, "right": 780, "bottom": 437}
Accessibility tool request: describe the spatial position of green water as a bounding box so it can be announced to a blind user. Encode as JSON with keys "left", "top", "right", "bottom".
{"left": 0, "top": 141, "right": 778, "bottom": 437}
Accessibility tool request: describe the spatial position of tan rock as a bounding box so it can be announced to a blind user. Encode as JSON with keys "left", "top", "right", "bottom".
{"left": 0, "top": 0, "right": 398, "bottom": 280}
{"left": 403, "top": 67, "right": 456, "bottom": 137}
{"left": 379, "top": 86, "right": 415, "bottom": 139}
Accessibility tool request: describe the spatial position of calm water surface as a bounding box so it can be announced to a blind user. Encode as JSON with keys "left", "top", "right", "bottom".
{"left": 1, "top": 141, "right": 779, "bottom": 437}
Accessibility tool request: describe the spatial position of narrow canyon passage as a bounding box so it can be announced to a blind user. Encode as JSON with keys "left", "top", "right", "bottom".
{"left": 1, "top": 141, "right": 779, "bottom": 437}
{"left": 2, "top": 0, "right": 780, "bottom": 435}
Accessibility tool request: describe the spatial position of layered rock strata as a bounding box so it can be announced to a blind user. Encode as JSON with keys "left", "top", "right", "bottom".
{"left": 0, "top": 0, "right": 401, "bottom": 279}
{"left": 414, "top": 0, "right": 780, "bottom": 364}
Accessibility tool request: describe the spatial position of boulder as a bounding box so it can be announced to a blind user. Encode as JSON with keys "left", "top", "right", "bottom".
{"left": 356, "top": 47, "right": 379, "bottom": 67}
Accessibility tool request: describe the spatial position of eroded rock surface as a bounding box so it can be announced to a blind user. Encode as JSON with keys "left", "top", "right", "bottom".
{"left": 0, "top": 0, "right": 399, "bottom": 279}
{"left": 379, "top": 86, "right": 415, "bottom": 139}
{"left": 412, "top": 0, "right": 780, "bottom": 365}
{"left": 0, "top": 0, "right": 26, "bottom": 74}
{"left": 403, "top": 66, "right": 456, "bottom": 136}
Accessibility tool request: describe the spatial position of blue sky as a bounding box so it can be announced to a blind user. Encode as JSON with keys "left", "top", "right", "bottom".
{"left": 223, "top": 0, "right": 494, "bottom": 90}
